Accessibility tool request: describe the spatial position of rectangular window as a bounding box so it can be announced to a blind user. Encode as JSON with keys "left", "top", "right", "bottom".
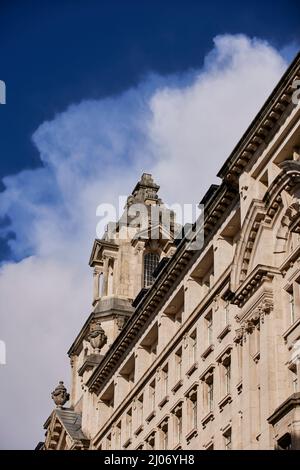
{"left": 206, "top": 311, "right": 213, "bottom": 345}
{"left": 289, "top": 288, "right": 295, "bottom": 324}
{"left": 175, "top": 347, "right": 182, "bottom": 381}
{"left": 176, "top": 414, "right": 182, "bottom": 444}
{"left": 115, "top": 422, "right": 121, "bottom": 449}
{"left": 219, "top": 353, "right": 231, "bottom": 397}
{"left": 162, "top": 364, "right": 168, "bottom": 396}
{"left": 192, "top": 394, "right": 197, "bottom": 428}
{"left": 203, "top": 372, "right": 214, "bottom": 413}
{"left": 146, "top": 433, "right": 155, "bottom": 450}
{"left": 277, "top": 433, "right": 292, "bottom": 450}
{"left": 173, "top": 405, "right": 183, "bottom": 445}
{"left": 137, "top": 394, "right": 143, "bottom": 426}
{"left": 126, "top": 409, "right": 132, "bottom": 440}
{"left": 224, "top": 428, "right": 232, "bottom": 450}
{"left": 149, "top": 380, "right": 155, "bottom": 411}
{"left": 160, "top": 422, "right": 168, "bottom": 450}
{"left": 190, "top": 330, "right": 197, "bottom": 364}
{"left": 208, "top": 380, "right": 213, "bottom": 412}
{"left": 237, "top": 341, "right": 243, "bottom": 382}
{"left": 225, "top": 362, "right": 231, "bottom": 395}
{"left": 188, "top": 388, "right": 197, "bottom": 430}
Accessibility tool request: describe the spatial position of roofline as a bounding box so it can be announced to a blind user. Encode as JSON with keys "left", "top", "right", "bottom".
{"left": 217, "top": 51, "right": 300, "bottom": 179}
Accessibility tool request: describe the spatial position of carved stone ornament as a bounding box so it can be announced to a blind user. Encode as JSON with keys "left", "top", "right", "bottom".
{"left": 114, "top": 315, "right": 126, "bottom": 331}
{"left": 234, "top": 327, "right": 244, "bottom": 344}
{"left": 51, "top": 381, "right": 70, "bottom": 408}
{"left": 87, "top": 321, "right": 107, "bottom": 353}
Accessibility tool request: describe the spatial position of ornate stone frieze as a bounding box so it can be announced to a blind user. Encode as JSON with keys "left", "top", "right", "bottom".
{"left": 234, "top": 293, "right": 274, "bottom": 344}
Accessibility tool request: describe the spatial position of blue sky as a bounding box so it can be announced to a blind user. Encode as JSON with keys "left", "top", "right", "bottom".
{"left": 0, "top": 0, "right": 299, "bottom": 261}
{"left": 0, "top": 0, "right": 300, "bottom": 449}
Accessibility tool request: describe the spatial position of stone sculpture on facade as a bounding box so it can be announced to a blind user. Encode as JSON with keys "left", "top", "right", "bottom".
{"left": 87, "top": 321, "right": 107, "bottom": 353}
{"left": 51, "top": 381, "right": 70, "bottom": 408}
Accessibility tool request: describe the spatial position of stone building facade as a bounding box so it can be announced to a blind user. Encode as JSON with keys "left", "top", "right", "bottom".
{"left": 41, "top": 53, "right": 300, "bottom": 450}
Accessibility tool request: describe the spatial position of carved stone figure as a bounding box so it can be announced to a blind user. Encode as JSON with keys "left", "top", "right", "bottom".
{"left": 51, "top": 381, "right": 70, "bottom": 407}
{"left": 87, "top": 321, "right": 107, "bottom": 353}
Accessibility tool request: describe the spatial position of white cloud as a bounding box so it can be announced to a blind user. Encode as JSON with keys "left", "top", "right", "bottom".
{"left": 0, "top": 34, "right": 289, "bottom": 448}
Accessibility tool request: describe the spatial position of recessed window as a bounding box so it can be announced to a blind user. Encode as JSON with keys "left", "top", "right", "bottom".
{"left": 277, "top": 433, "right": 292, "bottom": 450}
{"left": 208, "top": 379, "right": 214, "bottom": 412}
{"left": 146, "top": 432, "right": 155, "bottom": 450}
{"left": 149, "top": 380, "right": 156, "bottom": 411}
{"left": 175, "top": 347, "right": 182, "bottom": 381}
{"left": 223, "top": 428, "right": 232, "bottom": 450}
{"left": 126, "top": 409, "right": 132, "bottom": 441}
{"left": 137, "top": 394, "right": 143, "bottom": 426}
{"left": 144, "top": 252, "right": 159, "bottom": 287}
{"left": 225, "top": 361, "right": 231, "bottom": 395}
{"left": 115, "top": 422, "right": 121, "bottom": 449}
{"left": 159, "top": 420, "right": 168, "bottom": 450}
{"left": 205, "top": 311, "right": 213, "bottom": 346}
{"left": 287, "top": 280, "right": 300, "bottom": 325}
{"left": 187, "top": 388, "right": 197, "bottom": 430}
{"left": 288, "top": 288, "right": 295, "bottom": 324}
{"left": 190, "top": 330, "right": 197, "bottom": 365}
{"left": 162, "top": 364, "right": 168, "bottom": 396}
{"left": 202, "top": 371, "right": 214, "bottom": 413}
{"left": 173, "top": 405, "right": 182, "bottom": 445}
{"left": 219, "top": 353, "right": 232, "bottom": 397}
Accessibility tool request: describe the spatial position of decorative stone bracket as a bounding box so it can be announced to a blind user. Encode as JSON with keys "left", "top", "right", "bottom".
{"left": 234, "top": 296, "right": 273, "bottom": 343}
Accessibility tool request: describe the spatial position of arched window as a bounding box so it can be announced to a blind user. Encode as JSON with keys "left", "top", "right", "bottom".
{"left": 143, "top": 252, "right": 159, "bottom": 288}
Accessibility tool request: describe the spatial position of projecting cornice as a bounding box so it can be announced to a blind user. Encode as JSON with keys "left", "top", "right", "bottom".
{"left": 89, "top": 239, "right": 118, "bottom": 267}
{"left": 231, "top": 264, "right": 281, "bottom": 308}
{"left": 218, "top": 52, "right": 300, "bottom": 183}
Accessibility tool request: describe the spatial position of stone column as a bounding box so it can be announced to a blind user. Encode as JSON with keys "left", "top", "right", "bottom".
{"left": 258, "top": 301, "right": 275, "bottom": 450}
{"left": 93, "top": 268, "right": 100, "bottom": 304}
{"left": 102, "top": 255, "right": 109, "bottom": 296}
{"left": 241, "top": 326, "right": 253, "bottom": 449}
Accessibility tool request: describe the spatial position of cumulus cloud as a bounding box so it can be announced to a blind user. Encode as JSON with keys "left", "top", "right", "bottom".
{"left": 0, "top": 34, "right": 290, "bottom": 448}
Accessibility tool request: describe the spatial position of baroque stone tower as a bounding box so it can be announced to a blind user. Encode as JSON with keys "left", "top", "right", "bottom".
{"left": 43, "top": 173, "right": 177, "bottom": 448}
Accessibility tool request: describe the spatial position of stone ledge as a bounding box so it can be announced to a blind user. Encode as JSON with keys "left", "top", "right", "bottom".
{"left": 268, "top": 392, "right": 300, "bottom": 425}
{"left": 217, "top": 324, "right": 231, "bottom": 342}
{"left": 218, "top": 393, "right": 232, "bottom": 411}
{"left": 186, "top": 427, "right": 198, "bottom": 442}
{"left": 134, "top": 424, "right": 143, "bottom": 436}
{"left": 201, "top": 411, "right": 214, "bottom": 428}
{"left": 158, "top": 395, "right": 169, "bottom": 409}
{"left": 145, "top": 410, "right": 156, "bottom": 423}
{"left": 186, "top": 361, "right": 198, "bottom": 377}
{"left": 201, "top": 344, "right": 214, "bottom": 361}
{"left": 171, "top": 379, "right": 183, "bottom": 394}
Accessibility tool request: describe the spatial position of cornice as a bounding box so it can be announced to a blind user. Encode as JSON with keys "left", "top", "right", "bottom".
{"left": 89, "top": 239, "right": 118, "bottom": 267}
{"left": 268, "top": 392, "right": 300, "bottom": 425}
{"left": 218, "top": 53, "right": 300, "bottom": 182}
{"left": 232, "top": 264, "right": 281, "bottom": 308}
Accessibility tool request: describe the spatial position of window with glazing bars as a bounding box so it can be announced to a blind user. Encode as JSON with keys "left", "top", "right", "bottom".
{"left": 144, "top": 253, "right": 159, "bottom": 287}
